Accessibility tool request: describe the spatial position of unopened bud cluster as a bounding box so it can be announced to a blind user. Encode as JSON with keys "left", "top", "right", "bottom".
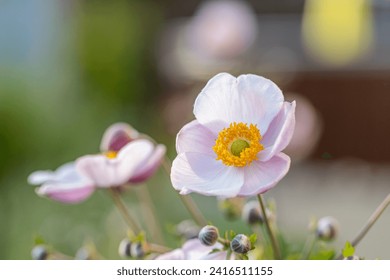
{"left": 316, "top": 216, "right": 339, "bottom": 241}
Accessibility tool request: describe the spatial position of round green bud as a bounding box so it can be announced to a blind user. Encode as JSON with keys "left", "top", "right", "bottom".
{"left": 198, "top": 225, "right": 219, "bottom": 246}
{"left": 230, "top": 234, "right": 251, "bottom": 254}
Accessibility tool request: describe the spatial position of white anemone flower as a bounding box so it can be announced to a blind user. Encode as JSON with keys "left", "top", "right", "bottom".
{"left": 171, "top": 73, "right": 296, "bottom": 197}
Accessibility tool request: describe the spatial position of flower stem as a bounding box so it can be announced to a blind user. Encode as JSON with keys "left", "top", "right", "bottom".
{"left": 300, "top": 234, "right": 316, "bottom": 260}
{"left": 162, "top": 157, "right": 208, "bottom": 226}
{"left": 351, "top": 193, "right": 390, "bottom": 248}
{"left": 257, "top": 194, "right": 281, "bottom": 260}
{"left": 134, "top": 185, "right": 165, "bottom": 244}
{"left": 109, "top": 188, "right": 142, "bottom": 235}
{"left": 146, "top": 243, "right": 172, "bottom": 254}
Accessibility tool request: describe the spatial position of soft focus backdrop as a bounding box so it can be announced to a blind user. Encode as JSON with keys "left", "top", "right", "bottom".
{"left": 1, "top": 0, "right": 390, "bottom": 259}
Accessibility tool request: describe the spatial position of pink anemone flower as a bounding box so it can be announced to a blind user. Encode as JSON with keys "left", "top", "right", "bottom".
{"left": 155, "top": 239, "right": 231, "bottom": 260}
{"left": 76, "top": 123, "right": 166, "bottom": 188}
{"left": 28, "top": 162, "right": 95, "bottom": 204}
{"left": 171, "top": 73, "right": 296, "bottom": 197}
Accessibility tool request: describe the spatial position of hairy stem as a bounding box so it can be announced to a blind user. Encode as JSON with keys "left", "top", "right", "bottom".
{"left": 257, "top": 194, "right": 281, "bottom": 260}
{"left": 109, "top": 188, "right": 142, "bottom": 235}
{"left": 163, "top": 157, "right": 208, "bottom": 226}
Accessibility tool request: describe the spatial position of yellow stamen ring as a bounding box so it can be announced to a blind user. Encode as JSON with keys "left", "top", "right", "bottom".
{"left": 213, "top": 122, "right": 263, "bottom": 167}
{"left": 105, "top": 151, "right": 118, "bottom": 159}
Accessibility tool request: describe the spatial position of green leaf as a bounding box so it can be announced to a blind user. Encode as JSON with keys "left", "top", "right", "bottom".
{"left": 229, "top": 230, "right": 237, "bottom": 239}
{"left": 209, "top": 248, "right": 222, "bottom": 254}
{"left": 342, "top": 241, "right": 355, "bottom": 258}
{"left": 249, "top": 233, "right": 257, "bottom": 248}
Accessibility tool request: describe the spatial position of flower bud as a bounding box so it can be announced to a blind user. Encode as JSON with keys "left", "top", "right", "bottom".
{"left": 176, "top": 220, "right": 200, "bottom": 240}
{"left": 230, "top": 234, "right": 251, "bottom": 254}
{"left": 75, "top": 247, "right": 91, "bottom": 260}
{"left": 31, "top": 245, "right": 48, "bottom": 260}
{"left": 118, "top": 238, "right": 145, "bottom": 259}
{"left": 242, "top": 200, "right": 263, "bottom": 224}
{"left": 118, "top": 238, "right": 132, "bottom": 258}
{"left": 198, "top": 225, "right": 219, "bottom": 246}
{"left": 316, "top": 216, "right": 339, "bottom": 241}
{"left": 130, "top": 242, "right": 145, "bottom": 259}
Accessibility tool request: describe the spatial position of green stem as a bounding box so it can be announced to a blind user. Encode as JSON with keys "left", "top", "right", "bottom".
{"left": 135, "top": 185, "right": 165, "bottom": 244}
{"left": 336, "top": 193, "right": 390, "bottom": 259}
{"left": 350, "top": 193, "right": 390, "bottom": 248}
{"left": 109, "top": 188, "right": 141, "bottom": 235}
{"left": 162, "top": 157, "right": 208, "bottom": 226}
{"left": 300, "top": 234, "right": 316, "bottom": 260}
{"left": 257, "top": 194, "right": 281, "bottom": 260}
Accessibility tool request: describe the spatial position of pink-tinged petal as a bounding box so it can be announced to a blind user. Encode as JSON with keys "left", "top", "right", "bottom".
{"left": 100, "top": 122, "right": 140, "bottom": 152}
{"left": 238, "top": 153, "right": 291, "bottom": 196}
{"left": 176, "top": 120, "right": 216, "bottom": 155}
{"left": 76, "top": 139, "right": 154, "bottom": 187}
{"left": 193, "top": 73, "right": 284, "bottom": 134}
{"left": 259, "top": 101, "right": 296, "bottom": 161}
{"left": 128, "top": 144, "right": 166, "bottom": 183}
{"left": 36, "top": 182, "right": 95, "bottom": 204}
{"left": 171, "top": 152, "right": 244, "bottom": 197}
{"left": 28, "top": 162, "right": 78, "bottom": 185}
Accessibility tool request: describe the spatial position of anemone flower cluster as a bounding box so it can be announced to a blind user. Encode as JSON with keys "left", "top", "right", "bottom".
{"left": 28, "top": 123, "right": 166, "bottom": 203}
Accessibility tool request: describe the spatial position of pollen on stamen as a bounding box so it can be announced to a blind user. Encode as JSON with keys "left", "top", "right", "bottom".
{"left": 105, "top": 151, "right": 118, "bottom": 159}
{"left": 212, "top": 122, "right": 263, "bottom": 167}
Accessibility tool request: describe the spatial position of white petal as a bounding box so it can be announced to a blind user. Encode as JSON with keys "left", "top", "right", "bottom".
{"left": 155, "top": 249, "right": 185, "bottom": 260}
{"left": 27, "top": 170, "right": 55, "bottom": 185}
{"left": 76, "top": 139, "right": 154, "bottom": 187}
{"left": 238, "top": 153, "right": 291, "bottom": 196}
{"left": 259, "top": 101, "right": 296, "bottom": 161}
{"left": 128, "top": 144, "right": 166, "bottom": 183}
{"left": 194, "top": 73, "right": 284, "bottom": 134}
{"left": 171, "top": 152, "right": 244, "bottom": 197}
{"left": 176, "top": 120, "right": 216, "bottom": 155}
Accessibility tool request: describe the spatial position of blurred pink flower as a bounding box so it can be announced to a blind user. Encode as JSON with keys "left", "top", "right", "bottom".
{"left": 171, "top": 73, "right": 295, "bottom": 197}
{"left": 76, "top": 123, "right": 166, "bottom": 188}
{"left": 155, "top": 239, "right": 230, "bottom": 260}
{"left": 187, "top": 0, "right": 257, "bottom": 59}
{"left": 28, "top": 162, "right": 95, "bottom": 204}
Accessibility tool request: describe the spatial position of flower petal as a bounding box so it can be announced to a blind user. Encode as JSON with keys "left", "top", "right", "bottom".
{"left": 76, "top": 139, "right": 154, "bottom": 187}
{"left": 28, "top": 170, "right": 56, "bottom": 185}
{"left": 128, "top": 144, "right": 166, "bottom": 183}
{"left": 100, "top": 122, "right": 139, "bottom": 152}
{"left": 36, "top": 182, "right": 95, "bottom": 204}
{"left": 238, "top": 153, "right": 291, "bottom": 196}
{"left": 176, "top": 120, "right": 216, "bottom": 155}
{"left": 194, "top": 73, "right": 284, "bottom": 134}
{"left": 259, "top": 101, "right": 296, "bottom": 161}
{"left": 171, "top": 152, "right": 244, "bottom": 197}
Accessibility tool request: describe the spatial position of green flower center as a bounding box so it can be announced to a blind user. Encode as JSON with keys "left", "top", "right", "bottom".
{"left": 230, "top": 139, "right": 250, "bottom": 157}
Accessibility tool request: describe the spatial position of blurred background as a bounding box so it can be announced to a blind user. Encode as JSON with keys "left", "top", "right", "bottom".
{"left": 1, "top": 0, "right": 390, "bottom": 259}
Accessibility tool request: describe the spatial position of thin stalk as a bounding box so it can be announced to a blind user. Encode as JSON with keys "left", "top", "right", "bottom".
{"left": 257, "top": 194, "right": 281, "bottom": 260}
{"left": 300, "top": 234, "right": 316, "bottom": 260}
{"left": 336, "top": 193, "right": 390, "bottom": 259}
{"left": 109, "top": 188, "right": 141, "bottom": 235}
{"left": 135, "top": 185, "right": 165, "bottom": 244}
{"left": 350, "top": 193, "right": 390, "bottom": 247}
{"left": 162, "top": 157, "right": 208, "bottom": 226}
{"left": 146, "top": 243, "right": 172, "bottom": 254}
